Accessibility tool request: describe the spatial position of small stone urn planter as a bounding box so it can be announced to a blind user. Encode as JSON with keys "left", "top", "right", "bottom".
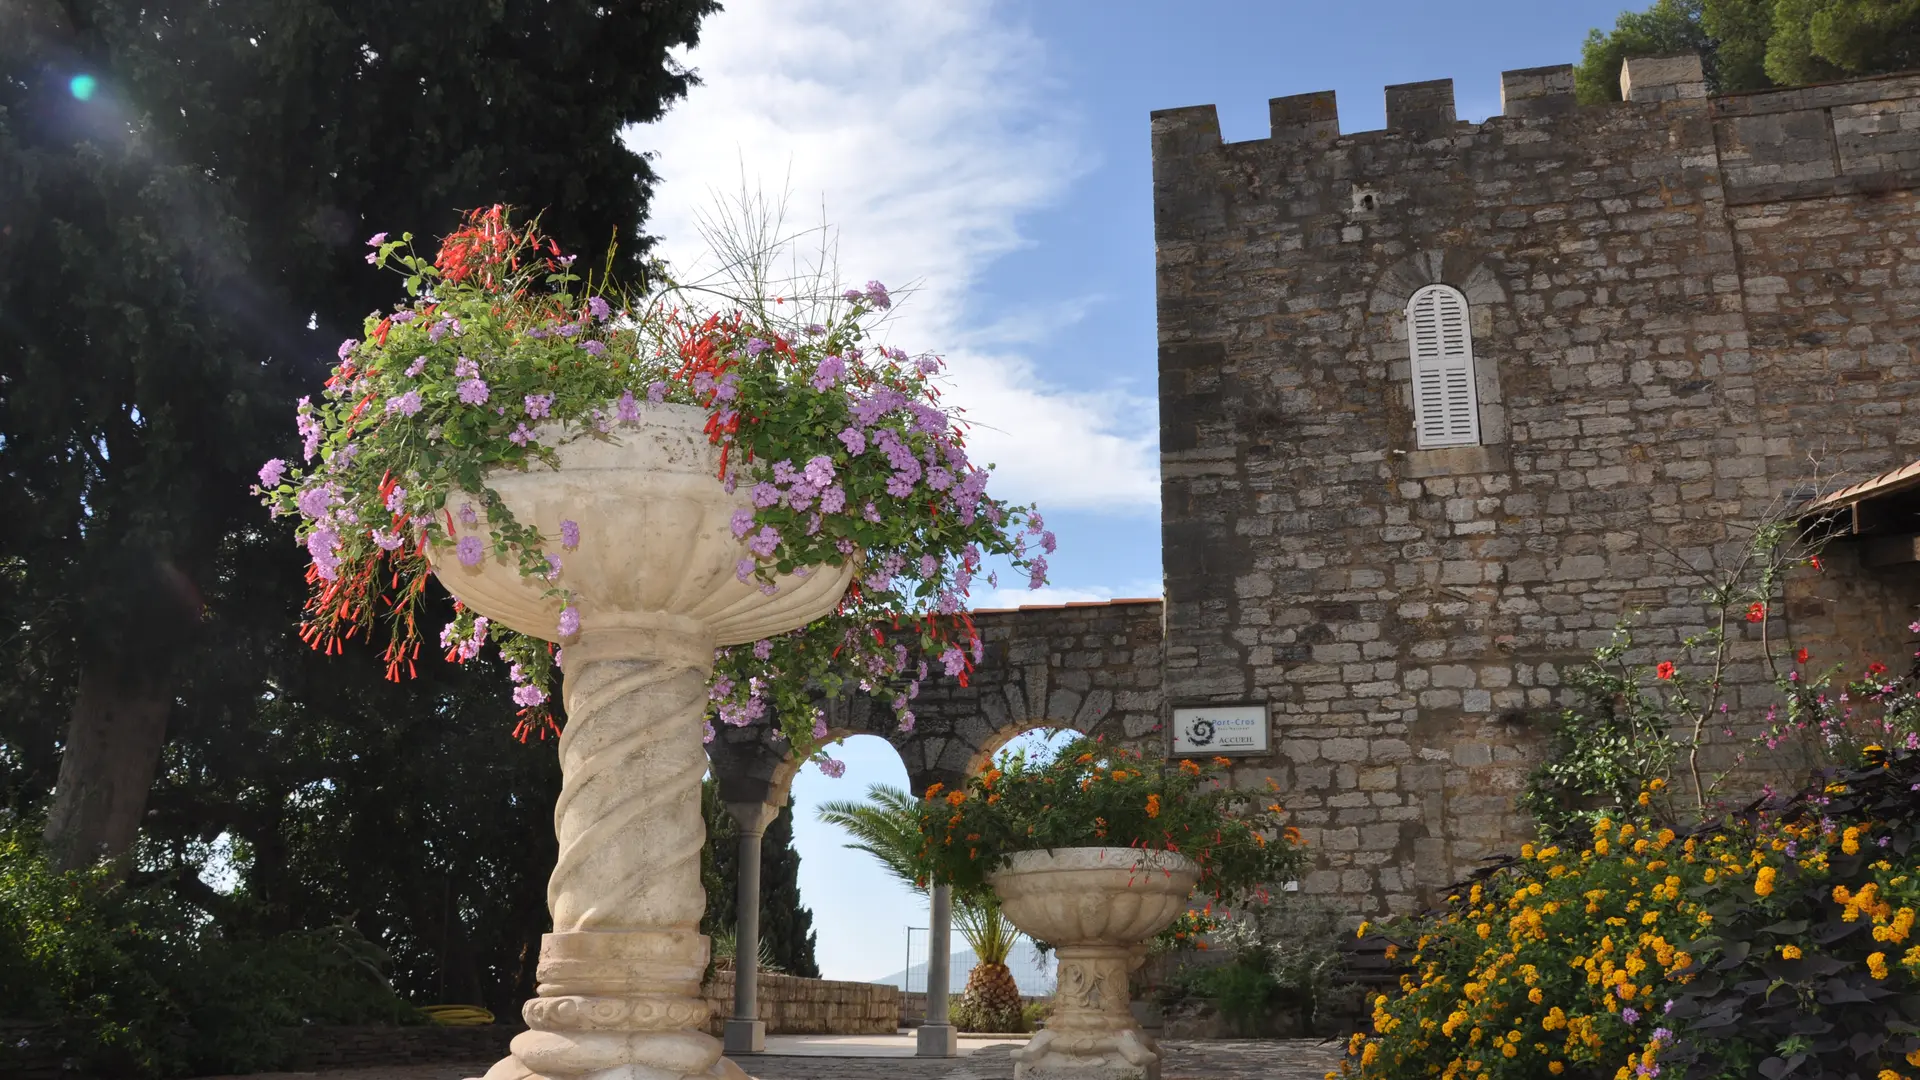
{"left": 431, "top": 405, "right": 853, "bottom": 1080}
{"left": 989, "top": 847, "right": 1200, "bottom": 1080}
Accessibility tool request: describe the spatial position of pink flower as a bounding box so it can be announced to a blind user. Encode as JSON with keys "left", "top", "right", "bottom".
{"left": 818, "top": 756, "right": 847, "bottom": 778}
{"left": 258, "top": 459, "right": 288, "bottom": 487}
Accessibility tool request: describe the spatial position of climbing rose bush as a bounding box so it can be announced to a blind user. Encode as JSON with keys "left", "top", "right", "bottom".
{"left": 1336, "top": 750, "right": 1920, "bottom": 1080}
{"left": 257, "top": 207, "right": 1049, "bottom": 758}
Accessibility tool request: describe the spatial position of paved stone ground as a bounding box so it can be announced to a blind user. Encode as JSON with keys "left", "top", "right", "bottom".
{"left": 193, "top": 1040, "right": 1348, "bottom": 1080}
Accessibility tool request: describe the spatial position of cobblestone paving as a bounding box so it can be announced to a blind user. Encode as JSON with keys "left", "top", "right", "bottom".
{"left": 192, "top": 1039, "right": 1349, "bottom": 1080}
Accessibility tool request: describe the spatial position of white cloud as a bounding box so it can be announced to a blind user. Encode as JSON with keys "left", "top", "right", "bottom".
{"left": 967, "top": 579, "right": 1163, "bottom": 612}
{"left": 626, "top": 0, "right": 1159, "bottom": 513}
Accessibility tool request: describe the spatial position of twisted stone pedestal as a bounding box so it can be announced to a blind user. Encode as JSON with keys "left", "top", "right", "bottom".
{"left": 426, "top": 407, "right": 852, "bottom": 1080}
{"left": 989, "top": 849, "right": 1199, "bottom": 1080}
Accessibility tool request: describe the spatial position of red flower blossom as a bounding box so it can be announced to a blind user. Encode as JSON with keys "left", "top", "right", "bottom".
{"left": 1656, "top": 661, "right": 1676, "bottom": 680}
{"left": 1867, "top": 661, "right": 1888, "bottom": 677}
{"left": 1796, "top": 648, "right": 1810, "bottom": 665}
{"left": 1745, "top": 602, "right": 1767, "bottom": 623}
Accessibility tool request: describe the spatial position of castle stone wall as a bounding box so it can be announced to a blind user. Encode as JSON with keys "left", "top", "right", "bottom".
{"left": 1153, "top": 61, "right": 1920, "bottom": 916}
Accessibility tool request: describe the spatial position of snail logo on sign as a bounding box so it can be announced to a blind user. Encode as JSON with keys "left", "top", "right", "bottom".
{"left": 1171, "top": 704, "right": 1270, "bottom": 757}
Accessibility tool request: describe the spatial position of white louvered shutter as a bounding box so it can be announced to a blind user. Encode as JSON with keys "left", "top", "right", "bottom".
{"left": 1406, "top": 285, "right": 1481, "bottom": 449}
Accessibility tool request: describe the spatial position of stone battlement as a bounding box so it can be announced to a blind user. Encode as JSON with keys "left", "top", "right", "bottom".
{"left": 1153, "top": 56, "right": 1920, "bottom": 208}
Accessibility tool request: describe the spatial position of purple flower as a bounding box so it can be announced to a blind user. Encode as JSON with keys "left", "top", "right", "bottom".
{"left": 367, "top": 232, "right": 387, "bottom": 247}
{"left": 703, "top": 720, "right": 716, "bottom": 744}
{"left": 916, "top": 356, "right": 941, "bottom": 375}
{"left": 864, "top": 280, "right": 891, "bottom": 308}
{"left": 1621, "top": 1007, "right": 1640, "bottom": 1024}
{"left": 864, "top": 502, "right": 882, "bottom": 523}
{"left": 296, "top": 484, "right": 334, "bottom": 520}
{"left": 821, "top": 486, "right": 847, "bottom": 514}
{"left": 926, "top": 467, "right": 953, "bottom": 491}
{"left": 385, "top": 486, "right": 407, "bottom": 513}
{"left": 587, "top": 296, "right": 611, "bottom": 321}
{"left": 941, "top": 647, "right": 965, "bottom": 677}
{"left": 259, "top": 459, "right": 288, "bottom": 487}
{"left": 508, "top": 423, "right": 534, "bottom": 446}
{"left": 545, "top": 553, "right": 563, "bottom": 580}
{"left": 746, "top": 338, "right": 769, "bottom": 356}
{"left": 885, "top": 471, "right": 917, "bottom": 497}
{"left": 838, "top": 427, "right": 867, "bottom": 455}
{"left": 897, "top": 710, "right": 916, "bottom": 733}
{"left": 558, "top": 605, "right": 581, "bottom": 637}
{"left": 919, "top": 555, "right": 938, "bottom": 578}
{"left": 512, "top": 684, "right": 548, "bottom": 708}
{"left": 736, "top": 558, "right": 756, "bottom": 582}
{"left": 456, "top": 535, "right": 484, "bottom": 566}
{"left": 842, "top": 288, "right": 863, "bottom": 303}
{"left": 786, "top": 487, "right": 815, "bottom": 512}
{"left": 647, "top": 381, "right": 668, "bottom": 403}
{"left": 747, "top": 526, "right": 780, "bottom": 558}
{"left": 459, "top": 502, "right": 478, "bottom": 526}
{"left": 1651, "top": 1028, "right": 1672, "bottom": 1045}
{"left": 386, "top": 390, "right": 424, "bottom": 417}
{"left": 1041, "top": 530, "right": 1057, "bottom": 554}
{"left": 297, "top": 399, "right": 323, "bottom": 461}
{"left": 525, "top": 393, "right": 554, "bottom": 419}
{"left": 458, "top": 378, "right": 490, "bottom": 405}
{"left": 751, "top": 483, "right": 781, "bottom": 509}
{"left": 582, "top": 339, "right": 607, "bottom": 357}
{"left": 731, "top": 508, "right": 756, "bottom": 539}
{"left": 560, "top": 519, "right": 580, "bottom": 549}
{"left": 754, "top": 639, "right": 773, "bottom": 660}
{"left": 405, "top": 355, "right": 429, "bottom": 378}
{"left": 615, "top": 390, "right": 640, "bottom": 423}
{"left": 1029, "top": 555, "right": 1048, "bottom": 589}
{"left": 372, "top": 528, "right": 405, "bottom": 551}
{"left": 818, "top": 756, "right": 846, "bottom": 779}
{"left": 803, "top": 455, "right": 836, "bottom": 487}
{"left": 812, "top": 355, "right": 847, "bottom": 390}
{"left": 306, "top": 528, "right": 342, "bottom": 580}
{"left": 812, "top": 712, "right": 828, "bottom": 739}
{"left": 337, "top": 338, "right": 358, "bottom": 361}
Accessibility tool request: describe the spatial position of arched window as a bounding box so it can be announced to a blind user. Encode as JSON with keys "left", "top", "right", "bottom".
{"left": 1406, "top": 284, "right": 1480, "bottom": 449}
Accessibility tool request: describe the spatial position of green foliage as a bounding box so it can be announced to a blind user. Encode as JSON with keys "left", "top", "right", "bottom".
{"left": 1575, "top": 0, "right": 1920, "bottom": 103}
{"left": 910, "top": 736, "right": 1302, "bottom": 899}
{"left": 1163, "top": 892, "right": 1351, "bottom": 1037}
{"left": 954, "top": 899, "right": 1021, "bottom": 968}
{"left": 0, "top": 825, "right": 416, "bottom": 1078}
{"left": 1767, "top": 0, "right": 1920, "bottom": 85}
{"left": 816, "top": 783, "right": 926, "bottom": 893}
{"left": 1336, "top": 751, "right": 1920, "bottom": 1080}
{"left": 950, "top": 995, "right": 1031, "bottom": 1034}
{"left": 1575, "top": 0, "right": 1714, "bottom": 103}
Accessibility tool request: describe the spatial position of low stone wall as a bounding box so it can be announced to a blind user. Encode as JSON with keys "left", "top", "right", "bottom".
{"left": 701, "top": 972, "right": 899, "bottom": 1035}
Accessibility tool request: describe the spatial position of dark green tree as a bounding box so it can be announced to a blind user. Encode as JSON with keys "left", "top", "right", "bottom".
{"left": 700, "top": 780, "right": 820, "bottom": 979}
{"left": 0, "top": 0, "right": 715, "bottom": 873}
{"left": 1575, "top": 0, "right": 1920, "bottom": 102}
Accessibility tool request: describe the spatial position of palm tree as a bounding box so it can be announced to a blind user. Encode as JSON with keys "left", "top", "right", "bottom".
{"left": 816, "top": 784, "right": 1029, "bottom": 1032}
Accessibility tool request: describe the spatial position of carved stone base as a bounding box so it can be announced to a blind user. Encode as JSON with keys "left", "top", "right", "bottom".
{"left": 1011, "top": 1027, "right": 1164, "bottom": 1080}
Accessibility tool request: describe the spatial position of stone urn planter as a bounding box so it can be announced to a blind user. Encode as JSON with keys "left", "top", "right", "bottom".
{"left": 988, "top": 848, "right": 1200, "bottom": 1080}
{"left": 429, "top": 404, "right": 854, "bottom": 1080}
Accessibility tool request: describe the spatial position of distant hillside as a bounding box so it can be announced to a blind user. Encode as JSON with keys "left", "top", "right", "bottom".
{"left": 874, "top": 938, "right": 1056, "bottom": 996}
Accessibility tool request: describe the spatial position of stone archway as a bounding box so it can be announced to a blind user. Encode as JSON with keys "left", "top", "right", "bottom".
{"left": 702, "top": 598, "right": 1165, "bottom": 1056}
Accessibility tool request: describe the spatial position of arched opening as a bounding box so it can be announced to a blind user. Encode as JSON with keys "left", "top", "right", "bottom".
{"left": 786, "top": 733, "right": 924, "bottom": 985}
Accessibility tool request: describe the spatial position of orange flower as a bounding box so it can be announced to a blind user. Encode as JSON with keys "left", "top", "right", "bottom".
{"left": 1178, "top": 760, "right": 1202, "bottom": 775}
{"left": 1284, "top": 826, "right": 1303, "bottom": 845}
{"left": 925, "top": 782, "right": 945, "bottom": 799}
{"left": 946, "top": 790, "right": 966, "bottom": 807}
{"left": 1212, "top": 756, "right": 1232, "bottom": 767}
{"left": 1110, "top": 770, "right": 1129, "bottom": 782}
{"left": 1146, "top": 794, "right": 1162, "bottom": 818}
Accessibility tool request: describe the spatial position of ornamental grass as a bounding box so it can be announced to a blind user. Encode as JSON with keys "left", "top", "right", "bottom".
{"left": 1336, "top": 750, "right": 1920, "bottom": 1080}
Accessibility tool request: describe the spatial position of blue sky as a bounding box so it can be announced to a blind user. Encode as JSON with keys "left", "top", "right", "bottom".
{"left": 633, "top": 0, "right": 1641, "bottom": 982}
